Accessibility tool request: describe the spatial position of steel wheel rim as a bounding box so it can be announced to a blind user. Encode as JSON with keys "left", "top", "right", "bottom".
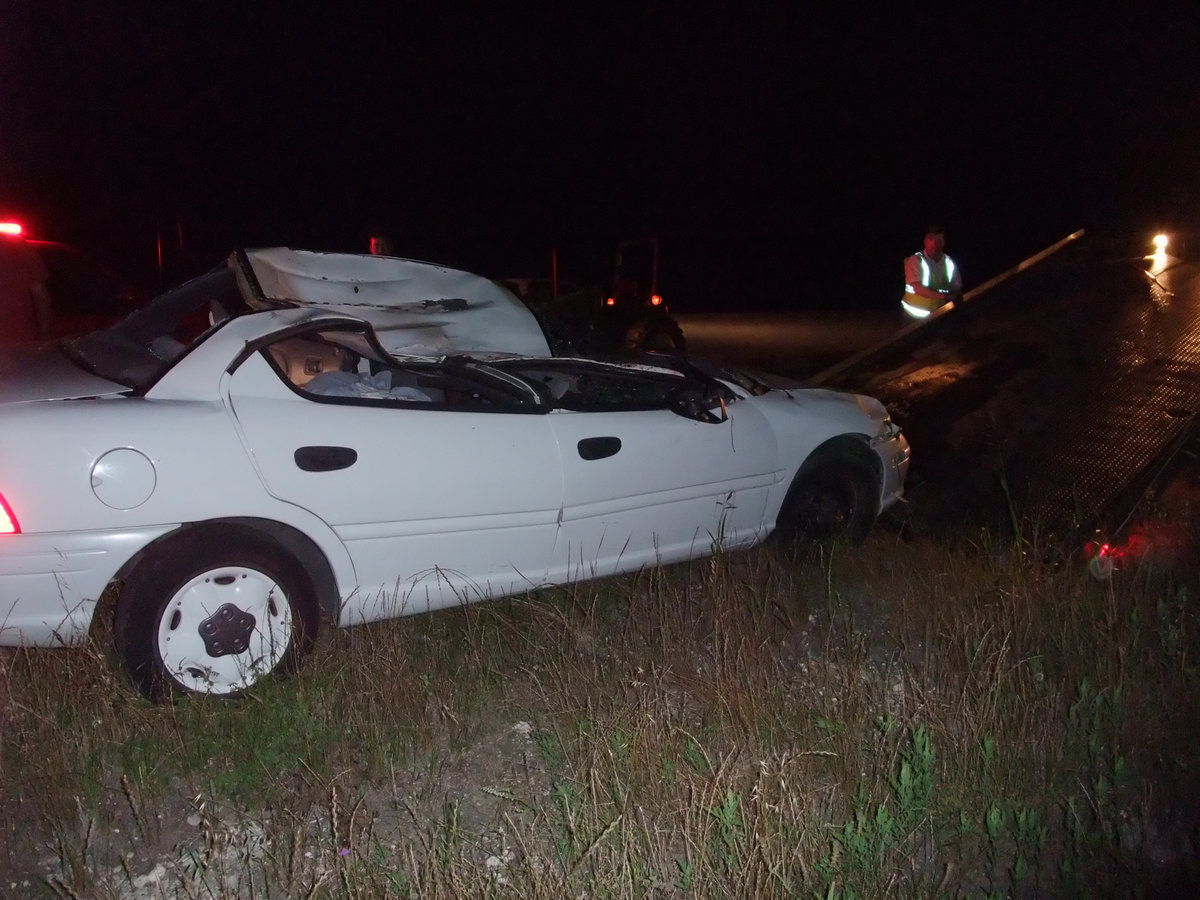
{"left": 155, "top": 565, "right": 293, "bottom": 695}
{"left": 797, "top": 476, "right": 856, "bottom": 537}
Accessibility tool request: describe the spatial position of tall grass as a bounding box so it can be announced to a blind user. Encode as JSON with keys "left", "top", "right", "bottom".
{"left": 1, "top": 531, "right": 1197, "bottom": 897}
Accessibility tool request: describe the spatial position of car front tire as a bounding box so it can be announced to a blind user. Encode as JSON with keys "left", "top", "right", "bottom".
{"left": 114, "top": 528, "right": 318, "bottom": 701}
{"left": 778, "top": 447, "right": 880, "bottom": 550}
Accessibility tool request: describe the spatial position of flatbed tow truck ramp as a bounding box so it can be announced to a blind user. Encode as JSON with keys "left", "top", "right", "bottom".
{"left": 811, "top": 230, "right": 1200, "bottom": 548}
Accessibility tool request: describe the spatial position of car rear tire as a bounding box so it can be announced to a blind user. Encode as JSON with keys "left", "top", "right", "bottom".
{"left": 777, "top": 447, "right": 879, "bottom": 550}
{"left": 114, "top": 528, "right": 318, "bottom": 701}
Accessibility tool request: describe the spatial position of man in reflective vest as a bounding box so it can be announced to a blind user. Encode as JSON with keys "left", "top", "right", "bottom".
{"left": 902, "top": 226, "right": 962, "bottom": 318}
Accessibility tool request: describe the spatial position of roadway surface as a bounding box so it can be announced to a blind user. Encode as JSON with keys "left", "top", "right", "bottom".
{"left": 677, "top": 230, "right": 1200, "bottom": 557}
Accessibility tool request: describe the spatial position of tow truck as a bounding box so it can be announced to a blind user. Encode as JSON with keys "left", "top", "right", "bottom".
{"left": 500, "top": 238, "right": 686, "bottom": 357}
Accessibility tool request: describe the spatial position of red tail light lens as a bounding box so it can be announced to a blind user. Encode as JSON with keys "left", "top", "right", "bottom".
{"left": 0, "top": 222, "right": 23, "bottom": 236}
{"left": 0, "top": 493, "right": 19, "bottom": 534}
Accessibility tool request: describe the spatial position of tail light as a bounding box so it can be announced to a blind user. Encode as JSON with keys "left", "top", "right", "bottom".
{"left": 649, "top": 293, "right": 663, "bottom": 307}
{"left": 0, "top": 222, "right": 23, "bottom": 236}
{"left": 0, "top": 493, "right": 19, "bottom": 534}
{"left": 605, "top": 297, "right": 616, "bottom": 306}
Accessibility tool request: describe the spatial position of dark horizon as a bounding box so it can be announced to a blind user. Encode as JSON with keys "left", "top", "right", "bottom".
{"left": 2, "top": 6, "right": 1197, "bottom": 310}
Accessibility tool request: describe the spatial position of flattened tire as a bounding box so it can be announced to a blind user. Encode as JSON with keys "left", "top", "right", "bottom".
{"left": 778, "top": 449, "right": 879, "bottom": 549}
{"left": 115, "top": 528, "right": 318, "bottom": 701}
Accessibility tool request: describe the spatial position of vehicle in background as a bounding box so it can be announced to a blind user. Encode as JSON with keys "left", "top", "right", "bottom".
{"left": 603, "top": 238, "right": 686, "bottom": 353}
{"left": 29, "top": 239, "right": 145, "bottom": 337}
{"left": 0, "top": 221, "right": 144, "bottom": 337}
{"left": 499, "top": 238, "right": 686, "bottom": 356}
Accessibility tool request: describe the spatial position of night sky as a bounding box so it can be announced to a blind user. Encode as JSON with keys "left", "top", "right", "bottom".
{"left": 2, "top": 3, "right": 1198, "bottom": 309}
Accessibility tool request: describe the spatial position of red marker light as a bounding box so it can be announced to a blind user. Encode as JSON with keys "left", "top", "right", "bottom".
{"left": 0, "top": 222, "right": 23, "bottom": 236}
{"left": 1085, "top": 538, "right": 1118, "bottom": 580}
{"left": 649, "top": 293, "right": 663, "bottom": 307}
{"left": 0, "top": 493, "right": 19, "bottom": 535}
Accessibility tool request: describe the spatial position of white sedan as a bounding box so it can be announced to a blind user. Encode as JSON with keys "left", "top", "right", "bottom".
{"left": 0, "top": 248, "right": 909, "bottom": 700}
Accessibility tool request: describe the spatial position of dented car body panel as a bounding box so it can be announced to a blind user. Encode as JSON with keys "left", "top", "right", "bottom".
{"left": 241, "top": 247, "right": 552, "bottom": 359}
{"left": 0, "top": 250, "right": 908, "bottom": 692}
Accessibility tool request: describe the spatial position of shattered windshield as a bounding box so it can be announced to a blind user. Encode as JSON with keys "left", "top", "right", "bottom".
{"left": 63, "top": 265, "right": 249, "bottom": 392}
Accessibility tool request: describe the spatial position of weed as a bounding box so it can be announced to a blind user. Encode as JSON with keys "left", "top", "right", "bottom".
{"left": 3, "top": 534, "right": 1198, "bottom": 896}
{"left": 707, "top": 789, "right": 745, "bottom": 872}
{"left": 534, "top": 728, "right": 564, "bottom": 768}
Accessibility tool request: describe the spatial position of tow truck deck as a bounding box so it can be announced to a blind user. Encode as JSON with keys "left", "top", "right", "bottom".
{"left": 808, "top": 230, "right": 1200, "bottom": 550}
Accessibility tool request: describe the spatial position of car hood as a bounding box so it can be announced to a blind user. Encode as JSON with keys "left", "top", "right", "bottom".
{"left": 0, "top": 342, "right": 128, "bottom": 403}
{"left": 238, "top": 248, "right": 552, "bottom": 358}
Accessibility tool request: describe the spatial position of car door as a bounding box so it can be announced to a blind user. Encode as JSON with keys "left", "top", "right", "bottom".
{"left": 539, "top": 365, "right": 781, "bottom": 581}
{"left": 224, "top": 344, "right": 564, "bottom": 624}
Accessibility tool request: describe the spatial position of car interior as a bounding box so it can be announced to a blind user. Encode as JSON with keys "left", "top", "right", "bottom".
{"left": 258, "top": 325, "right": 739, "bottom": 424}
{"left": 262, "top": 329, "right": 545, "bottom": 412}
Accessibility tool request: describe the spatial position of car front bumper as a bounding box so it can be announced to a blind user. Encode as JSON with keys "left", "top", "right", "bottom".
{"left": 874, "top": 432, "right": 911, "bottom": 512}
{"left": 0, "top": 526, "right": 177, "bottom": 646}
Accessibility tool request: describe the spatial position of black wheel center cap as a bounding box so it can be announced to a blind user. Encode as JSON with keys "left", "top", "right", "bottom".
{"left": 198, "top": 603, "right": 257, "bottom": 657}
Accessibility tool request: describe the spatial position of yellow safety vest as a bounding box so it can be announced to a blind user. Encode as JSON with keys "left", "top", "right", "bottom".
{"left": 902, "top": 253, "right": 958, "bottom": 318}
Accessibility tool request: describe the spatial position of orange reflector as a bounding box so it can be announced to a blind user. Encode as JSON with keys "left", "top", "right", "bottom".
{"left": 0, "top": 494, "right": 19, "bottom": 534}
{"left": 649, "top": 293, "right": 663, "bottom": 306}
{"left": 0, "top": 222, "right": 23, "bottom": 236}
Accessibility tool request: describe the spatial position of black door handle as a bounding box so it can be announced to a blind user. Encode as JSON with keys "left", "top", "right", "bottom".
{"left": 577, "top": 436, "right": 621, "bottom": 460}
{"left": 295, "top": 446, "right": 358, "bottom": 472}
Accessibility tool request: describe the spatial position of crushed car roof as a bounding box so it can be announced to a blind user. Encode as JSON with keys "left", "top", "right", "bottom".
{"left": 238, "top": 248, "right": 552, "bottom": 359}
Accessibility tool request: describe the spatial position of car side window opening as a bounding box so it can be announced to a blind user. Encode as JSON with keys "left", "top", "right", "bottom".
{"left": 498, "top": 360, "right": 737, "bottom": 421}
{"left": 261, "top": 328, "right": 545, "bottom": 413}
{"left": 258, "top": 330, "right": 733, "bottom": 421}
{"left": 66, "top": 265, "right": 249, "bottom": 392}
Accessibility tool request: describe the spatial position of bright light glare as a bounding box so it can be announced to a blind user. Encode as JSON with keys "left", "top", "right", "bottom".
{"left": 605, "top": 297, "right": 615, "bottom": 306}
{"left": 0, "top": 495, "right": 19, "bottom": 534}
{"left": 0, "top": 222, "right": 23, "bottom": 236}
{"left": 649, "top": 293, "right": 663, "bottom": 306}
{"left": 1146, "top": 234, "right": 1170, "bottom": 275}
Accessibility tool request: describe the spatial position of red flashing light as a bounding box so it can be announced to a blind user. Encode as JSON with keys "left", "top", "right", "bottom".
{"left": 0, "top": 493, "right": 19, "bottom": 535}
{"left": 649, "top": 293, "right": 663, "bottom": 307}
{"left": 0, "top": 222, "right": 23, "bottom": 236}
